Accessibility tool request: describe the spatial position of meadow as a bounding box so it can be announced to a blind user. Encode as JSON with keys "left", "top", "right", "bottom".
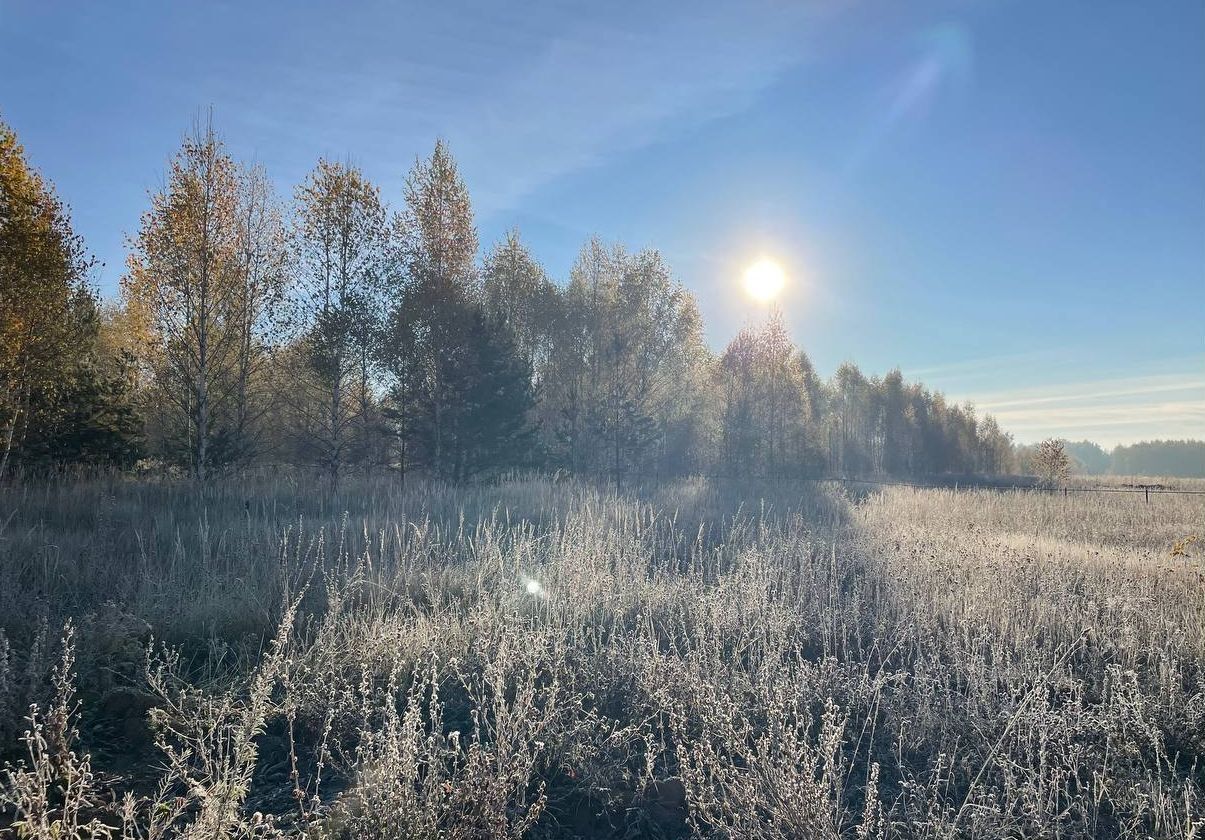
{"left": 0, "top": 474, "right": 1201, "bottom": 839}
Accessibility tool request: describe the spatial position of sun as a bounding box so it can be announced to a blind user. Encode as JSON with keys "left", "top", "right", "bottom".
{"left": 743, "top": 258, "right": 786, "bottom": 303}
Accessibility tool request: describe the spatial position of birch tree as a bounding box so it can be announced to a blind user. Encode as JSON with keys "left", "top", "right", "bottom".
{"left": 0, "top": 118, "right": 97, "bottom": 478}
{"left": 481, "top": 229, "right": 557, "bottom": 377}
{"left": 539, "top": 241, "right": 708, "bottom": 483}
{"left": 291, "top": 158, "right": 388, "bottom": 485}
{"left": 716, "top": 313, "right": 810, "bottom": 479}
{"left": 123, "top": 117, "right": 242, "bottom": 480}
{"left": 230, "top": 162, "right": 289, "bottom": 460}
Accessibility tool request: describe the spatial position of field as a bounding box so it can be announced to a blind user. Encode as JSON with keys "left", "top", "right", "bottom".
{"left": 1, "top": 475, "right": 1202, "bottom": 838}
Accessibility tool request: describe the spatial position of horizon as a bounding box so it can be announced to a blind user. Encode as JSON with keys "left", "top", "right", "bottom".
{"left": 2, "top": 1, "right": 1203, "bottom": 447}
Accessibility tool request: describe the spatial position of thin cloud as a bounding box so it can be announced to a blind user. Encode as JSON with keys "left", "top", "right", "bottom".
{"left": 952, "top": 365, "right": 1205, "bottom": 447}
{"left": 903, "top": 348, "right": 1073, "bottom": 382}
{"left": 442, "top": 2, "right": 844, "bottom": 216}
{"left": 200, "top": 2, "right": 850, "bottom": 222}
{"left": 974, "top": 377, "right": 1203, "bottom": 411}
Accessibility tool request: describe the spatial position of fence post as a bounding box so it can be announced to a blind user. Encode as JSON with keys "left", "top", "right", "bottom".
{"left": 1145, "top": 486, "right": 1150, "bottom": 503}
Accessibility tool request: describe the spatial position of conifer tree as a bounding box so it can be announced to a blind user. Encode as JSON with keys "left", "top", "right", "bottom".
{"left": 481, "top": 229, "right": 557, "bottom": 376}
{"left": 449, "top": 308, "right": 535, "bottom": 479}
{"left": 0, "top": 117, "right": 98, "bottom": 477}
{"left": 386, "top": 140, "right": 480, "bottom": 480}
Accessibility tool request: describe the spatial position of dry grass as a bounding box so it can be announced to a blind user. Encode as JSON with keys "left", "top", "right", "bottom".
{"left": 1, "top": 475, "right": 1202, "bottom": 838}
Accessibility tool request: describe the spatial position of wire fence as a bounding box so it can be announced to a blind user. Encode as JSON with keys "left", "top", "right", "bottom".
{"left": 836, "top": 477, "right": 1204, "bottom": 500}
{"left": 676, "top": 473, "right": 1205, "bottom": 500}
{"left": 18, "top": 461, "right": 1202, "bottom": 501}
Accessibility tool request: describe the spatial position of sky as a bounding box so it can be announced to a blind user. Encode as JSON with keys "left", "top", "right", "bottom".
{"left": 2, "top": 0, "right": 1202, "bottom": 447}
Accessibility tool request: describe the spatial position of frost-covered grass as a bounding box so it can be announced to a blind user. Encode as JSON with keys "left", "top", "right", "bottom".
{"left": 1, "top": 475, "right": 1202, "bottom": 838}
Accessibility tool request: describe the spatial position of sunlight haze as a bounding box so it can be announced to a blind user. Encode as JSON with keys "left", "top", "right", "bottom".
{"left": 3, "top": 6, "right": 1205, "bottom": 836}
{"left": 742, "top": 257, "right": 787, "bottom": 304}
{"left": 2, "top": 0, "right": 1202, "bottom": 445}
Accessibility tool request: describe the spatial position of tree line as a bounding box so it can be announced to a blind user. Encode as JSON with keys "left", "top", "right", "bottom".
{"left": 1054, "top": 439, "right": 1205, "bottom": 479}
{"left": 2, "top": 115, "right": 1021, "bottom": 484}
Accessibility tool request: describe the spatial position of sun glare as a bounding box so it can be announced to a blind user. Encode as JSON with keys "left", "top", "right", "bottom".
{"left": 743, "top": 258, "right": 786, "bottom": 303}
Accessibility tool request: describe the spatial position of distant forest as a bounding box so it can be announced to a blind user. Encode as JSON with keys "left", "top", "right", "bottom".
{"left": 1, "top": 115, "right": 1192, "bottom": 484}
{"left": 1051, "top": 439, "right": 1205, "bottom": 479}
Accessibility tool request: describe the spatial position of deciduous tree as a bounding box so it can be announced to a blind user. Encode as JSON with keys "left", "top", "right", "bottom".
{"left": 716, "top": 313, "right": 814, "bottom": 478}
{"left": 481, "top": 229, "right": 557, "bottom": 377}
{"left": 124, "top": 116, "right": 280, "bottom": 477}
{"left": 230, "top": 162, "right": 289, "bottom": 461}
{"left": 0, "top": 118, "right": 98, "bottom": 477}
{"left": 1032, "top": 437, "right": 1071, "bottom": 486}
{"left": 291, "top": 158, "right": 389, "bottom": 484}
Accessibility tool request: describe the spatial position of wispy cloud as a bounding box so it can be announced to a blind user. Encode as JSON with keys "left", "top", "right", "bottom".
{"left": 441, "top": 1, "right": 845, "bottom": 215}
{"left": 903, "top": 348, "right": 1076, "bottom": 384}
{"left": 195, "top": 1, "right": 852, "bottom": 222}
{"left": 950, "top": 364, "right": 1205, "bottom": 447}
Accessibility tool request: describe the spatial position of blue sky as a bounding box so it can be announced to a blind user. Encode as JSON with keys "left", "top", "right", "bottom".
{"left": 2, "top": 0, "right": 1202, "bottom": 446}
